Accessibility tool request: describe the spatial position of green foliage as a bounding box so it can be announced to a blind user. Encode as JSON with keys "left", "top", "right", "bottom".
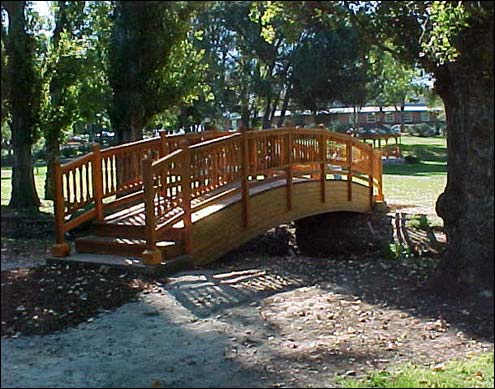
{"left": 410, "top": 214, "right": 430, "bottom": 230}
{"left": 421, "top": 2, "right": 469, "bottom": 65}
{"left": 108, "top": 1, "right": 201, "bottom": 140}
{"left": 339, "top": 352, "right": 494, "bottom": 388}
{"left": 388, "top": 242, "right": 413, "bottom": 259}
{"left": 40, "top": 1, "right": 87, "bottom": 145}
{"left": 366, "top": 45, "right": 425, "bottom": 108}
{"left": 291, "top": 25, "right": 368, "bottom": 110}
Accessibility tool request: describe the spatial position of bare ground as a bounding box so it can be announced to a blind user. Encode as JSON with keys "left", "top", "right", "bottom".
{"left": 2, "top": 250, "right": 493, "bottom": 387}
{"left": 1, "top": 206, "right": 493, "bottom": 388}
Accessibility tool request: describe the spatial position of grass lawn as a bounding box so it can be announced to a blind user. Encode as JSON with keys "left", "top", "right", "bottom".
{"left": 339, "top": 352, "right": 494, "bottom": 388}
{"left": 382, "top": 135, "right": 447, "bottom": 226}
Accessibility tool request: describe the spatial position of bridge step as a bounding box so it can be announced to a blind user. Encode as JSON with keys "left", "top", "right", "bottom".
{"left": 91, "top": 222, "right": 183, "bottom": 241}
{"left": 75, "top": 235, "right": 184, "bottom": 260}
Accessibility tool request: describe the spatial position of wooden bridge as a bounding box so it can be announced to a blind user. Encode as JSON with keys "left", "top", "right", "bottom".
{"left": 51, "top": 127, "right": 384, "bottom": 266}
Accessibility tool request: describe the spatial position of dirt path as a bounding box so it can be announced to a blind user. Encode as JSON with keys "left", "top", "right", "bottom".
{"left": 2, "top": 254, "right": 493, "bottom": 388}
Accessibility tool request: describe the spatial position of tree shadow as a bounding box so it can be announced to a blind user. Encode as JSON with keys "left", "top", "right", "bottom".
{"left": 383, "top": 161, "right": 447, "bottom": 176}
{"left": 1, "top": 295, "right": 282, "bottom": 388}
{"left": 400, "top": 145, "right": 447, "bottom": 163}
{"left": 314, "top": 259, "right": 494, "bottom": 344}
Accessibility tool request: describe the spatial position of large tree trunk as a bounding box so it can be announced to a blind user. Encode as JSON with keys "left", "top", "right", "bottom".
{"left": 9, "top": 125, "right": 40, "bottom": 210}
{"left": 240, "top": 87, "right": 250, "bottom": 129}
{"left": 262, "top": 95, "right": 272, "bottom": 129}
{"left": 44, "top": 133, "right": 59, "bottom": 201}
{"left": 110, "top": 2, "right": 146, "bottom": 145}
{"left": 268, "top": 92, "right": 280, "bottom": 128}
{"left": 430, "top": 12, "right": 494, "bottom": 296}
{"left": 5, "top": 1, "right": 40, "bottom": 211}
{"left": 277, "top": 85, "right": 291, "bottom": 127}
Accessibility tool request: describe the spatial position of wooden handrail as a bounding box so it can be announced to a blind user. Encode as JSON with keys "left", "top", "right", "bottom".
{"left": 101, "top": 137, "right": 161, "bottom": 156}
{"left": 59, "top": 152, "right": 94, "bottom": 172}
{"left": 151, "top": 149, "right": 183, "bottom": 170}
{"left": 189, "top": 132, "right": 241, "bottom": 150}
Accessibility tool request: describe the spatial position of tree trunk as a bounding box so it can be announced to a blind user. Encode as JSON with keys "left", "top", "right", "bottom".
{"left": 399, "top": 103, "right": 405, "bottom": 133}
{"left": 44, "top": 134, "right": 60, "bottom": 201}
{"left": 5, "top": 1, "right": 41, "bottom": 211}
{"left": 262, "top": 95, "right": 272, "bottom": 129}
{"left": 268, "top": 92, "right": 280, "bottom": 128}
{"left": 352, "top": 105, "right": 358, "bottom": 131}
{"left": 429, "top": 13, "right": 494, "bottom": 296}
{"left": 277, "top": 85, "right": 291, "bottom": 127}
{"left": 9, "top": 126, "right": 40, "bottom": 210}
{"left": 240, "top": 88, "right": 250, "bottom": 129}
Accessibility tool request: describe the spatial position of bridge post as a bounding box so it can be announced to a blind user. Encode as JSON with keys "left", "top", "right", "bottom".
{"left": 241, "top": 128, "right": 251, "bottom": 227}
{"left": 286, "top": 127, "right": 293, "bottom": 210}
{"left": 142, "top": 153, "right": 162, "bottom": 265}
{"left": 376, "top": 149, "right": 385, "bottom": 202}
{"left": 51, "top": 158, "right": 71, "bottom": 257}
{"left": 180, "top": 140, "right": 193, "bottom": 254}
{"left": 368, "top": 143, "right": 374, "bottom": 208}
{"left": 320, "top": 130, "right": 326, "bottom": 203}
{"left": 159, "top": 130, "right": 169, "bottom": 197}
{"left": 347, "top": 137, "right": 353, "bottom": 201}
{"left": 92, "top": 143, "right": 104, "bottom": 221}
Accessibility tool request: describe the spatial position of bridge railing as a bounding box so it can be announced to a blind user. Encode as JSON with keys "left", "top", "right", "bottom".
{"left": 51, "top": 129, "right": 226, "bottom": 256}
{"left": 139, "top": 127, "right": 384, "bottom": 264}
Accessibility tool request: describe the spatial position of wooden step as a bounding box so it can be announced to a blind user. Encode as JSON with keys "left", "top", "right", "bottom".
{"left": 75, "top": 235, "right": 184, "bottom": 259}
{"left": 92, "top": 222, "right": 146, "bottom": 239}
{"left": 92, "top": 222, "right": 184, "bottom": 241}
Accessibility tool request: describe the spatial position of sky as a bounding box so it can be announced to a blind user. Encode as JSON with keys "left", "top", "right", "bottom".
{"left": 32, "top": 1, "right": 51, "bottom": 18}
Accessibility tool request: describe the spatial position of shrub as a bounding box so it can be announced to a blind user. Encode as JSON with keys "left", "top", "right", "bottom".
{"left": 61, "top": 147, "right": 78, "bottom": 159}
{"left": 406, "top": 123, "right": 437, "bottom": 137}
{"left": 327, "top": 121, "right": 350, "bottom": 133}
{"left": 404, "top": 155, "right": 420, "bottom": 164}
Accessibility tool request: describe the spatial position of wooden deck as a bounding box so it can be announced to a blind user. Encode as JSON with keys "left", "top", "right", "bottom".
{"left": 51, "top": 128, "right": 384, "bottom": 266}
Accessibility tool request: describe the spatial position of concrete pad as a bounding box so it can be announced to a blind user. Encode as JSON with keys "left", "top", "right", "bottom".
{"left": 46, "top": 253, "right": 193, "bottom": 276}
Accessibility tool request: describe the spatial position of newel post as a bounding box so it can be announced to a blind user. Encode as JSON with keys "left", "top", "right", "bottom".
{"left": 286, "top": 127, "right": 294, "bottom": 210}
{"left": 241, "top": 128, "right": 251, "bottom": 227}
{"left": 347, "top": 136, "right": 353, "bottom": 201}
{"left": 142, "top": 153, "right": 162, "bottom": 265}
{"left": 92, "top": 143, "right": 104, "bottom": 221}
{"left": 376, "top": 150, "right": 384, "bottom": 202}
{"left": 320, "top": 129, "right": 326, "bottom": 203}
{"left": 51, "top": 158, "right": 70, "bottom": 257}
{"left": 180, "top": 140, "right": 192, "bottom": 255}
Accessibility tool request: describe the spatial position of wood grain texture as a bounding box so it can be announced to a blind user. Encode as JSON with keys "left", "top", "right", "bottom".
{"left": 190, "top": 180, "right": 370, "bottom": 265}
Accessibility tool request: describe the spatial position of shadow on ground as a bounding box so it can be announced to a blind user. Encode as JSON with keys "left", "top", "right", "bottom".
{"left": 165, "top": 268, "right": 306, "bottom": 318}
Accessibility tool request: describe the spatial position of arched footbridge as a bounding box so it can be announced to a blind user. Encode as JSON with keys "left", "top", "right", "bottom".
{"left": 51, "top": 127, "right": 384, "bottom": 266}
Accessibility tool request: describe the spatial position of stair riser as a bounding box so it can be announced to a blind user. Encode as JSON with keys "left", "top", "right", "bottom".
{"left": 76, "top": 241, "right": 146, "bottom": 258}
{"left": 92, "top": 224, "right": 146, "bottom": 239}
{"left": 162, "top": 242, "right": 184, "bottom": 260}
{"left": 75, "top": 240, "right": 185, "bottom": 260}
{"left": 92, "top": 224, "right": 183, "bottom": 241}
